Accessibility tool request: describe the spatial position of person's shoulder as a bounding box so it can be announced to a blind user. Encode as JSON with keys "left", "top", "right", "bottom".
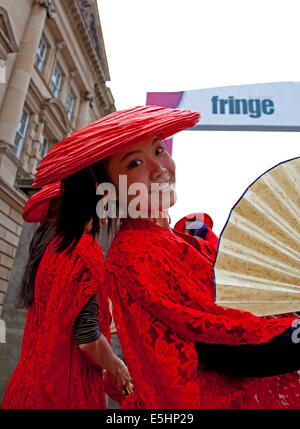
{"left": 106, "top": 224, "right": 172, "bottom": 269}
{"left": 106, "top": 228, "right": 139, "bottom": 265}
{"left": 112, "top": 225, "right": 161, "bottom": 250}
{"left": 74, "top": 234, "right": 104, "bottom": 277}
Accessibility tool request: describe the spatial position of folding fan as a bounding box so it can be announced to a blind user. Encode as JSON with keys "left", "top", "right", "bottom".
{"left": 214, "top": 156, "right": 300, "bottom": 316}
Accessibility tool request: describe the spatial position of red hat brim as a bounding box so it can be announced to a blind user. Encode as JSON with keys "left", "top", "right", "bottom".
{"left": 34, "top": 105, "right": 200, "bottom": 187}
{"left": 23, "top": 182, "right": 61, "bottom": 223}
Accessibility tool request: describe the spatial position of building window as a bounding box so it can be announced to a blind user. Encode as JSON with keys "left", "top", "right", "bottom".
{"left": 13, "top": 107, "right": 30, "bottom": 159}
{"left": 40, "top": 136, "right": 49, "bottom": 160}
{"left": 50, "top": 65, "right": 62, "bottom": 98}
{"left": 66, "top": 90, "right": 75, "bottom": 121}
{"left": 36, "top": 136, "right": 49, "bottom": 167}
{"left": 35, "top": 37, "right": 47, "bottom": 71}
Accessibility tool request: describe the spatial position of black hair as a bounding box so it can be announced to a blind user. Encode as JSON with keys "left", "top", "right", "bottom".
{"left": 16, "top": 158, "right": 111, "bottom": 309}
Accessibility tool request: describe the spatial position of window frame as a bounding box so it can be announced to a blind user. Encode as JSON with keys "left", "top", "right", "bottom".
{"left": 66, "top": 89, "right": 75, "bottom": 121}
{"left": 50, "top": 64, "right": 62, "bottom": 98}
{"left": 13, "top": 107, "right": 30, "bottom": 159}
{"left": 35, "top": 37, "right": 47, "bottom": 71}
{"left": 39, "top": 135, "right": 49, "bottom": 160}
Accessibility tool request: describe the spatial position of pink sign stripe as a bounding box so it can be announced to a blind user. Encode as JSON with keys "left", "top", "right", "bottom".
{"left": 146, "top": 92, "right": 184, "bottom": 156}
{"left": 146, "top": 91, "right": 184, "bottom": 109}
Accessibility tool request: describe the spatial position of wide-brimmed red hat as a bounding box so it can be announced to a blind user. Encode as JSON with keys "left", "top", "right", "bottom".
{"left": 33, "top": 105, "right": 200, "bottom": 187}
{"left": 23, "top": 182, "right": 61, "bottom": 223}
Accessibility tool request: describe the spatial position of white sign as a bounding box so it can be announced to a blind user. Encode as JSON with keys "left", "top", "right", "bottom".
{"left": 147, "top": 82, "right": 300, "bottom": 131}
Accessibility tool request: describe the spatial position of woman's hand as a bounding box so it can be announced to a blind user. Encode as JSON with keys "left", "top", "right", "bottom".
{"left": 103, "top": 369, "right": 133, "bottom": 404}
{"left": 106, "top": 356, "right": 132, "bottom": 393}
{"left": 78, "top": 335, "right": 132, "bottom": 394}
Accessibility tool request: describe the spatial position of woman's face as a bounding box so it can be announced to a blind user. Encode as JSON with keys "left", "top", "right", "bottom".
{"left": 106, "top": 135, "right": 176, "bottom": 218}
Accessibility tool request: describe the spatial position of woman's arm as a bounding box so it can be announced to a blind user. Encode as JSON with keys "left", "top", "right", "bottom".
{"left": 74, "top": 295, "right": 131, "bottom": 392}
{"left": 106, "top": 242, "right": 297, "bottom": 347}
{"left": 74, "top": 294, "right": 102, "bottom": 345}
{"left": 79, "top": 335, "right": 131, "bottom": 391}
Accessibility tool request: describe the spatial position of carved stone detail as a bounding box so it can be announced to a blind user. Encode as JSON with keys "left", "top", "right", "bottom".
{"left": 84, "top": 91, "right": 94, "bottom": 108}
{"left": 37, "top": 0, "right": 56, "bottom": 19}
{"left": 76, "top": 0, "right": 101, "bottom": 61}
{"left": 0, "top": 6, "right": 18, "bottom": 60}
{"left": 56, "top": 41, "right": 66, "bottom": 51}
{"left": 61, "top": 0, "right": 115, "bottom": 113}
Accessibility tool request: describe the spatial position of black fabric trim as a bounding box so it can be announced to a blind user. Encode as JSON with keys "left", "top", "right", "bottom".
{"left": 196, "top": 323, "right": 300, "bottom": 378}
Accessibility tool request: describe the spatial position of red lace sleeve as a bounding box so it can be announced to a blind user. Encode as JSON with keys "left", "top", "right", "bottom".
{"left": 107, "top": 231, "right": 297, "bottom": 346}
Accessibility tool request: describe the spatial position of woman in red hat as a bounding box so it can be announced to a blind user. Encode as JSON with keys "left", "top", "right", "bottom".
{"left": 29, "top": 106, "right": 300, "bottom": 409}
{"left": 102, "top": 134, "right": 300, "bottom": 409}
{"left": 1, "top": 168, "right": 131, "bottom": 409}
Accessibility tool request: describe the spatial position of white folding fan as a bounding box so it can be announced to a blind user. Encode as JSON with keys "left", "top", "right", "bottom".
{"left": 214, "top": 156, "right": 300, "bottom": 316}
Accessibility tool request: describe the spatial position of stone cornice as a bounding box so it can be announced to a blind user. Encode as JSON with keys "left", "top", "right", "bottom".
{"left": 0, "top": 144, "right": 28, "bottom": 179}
{"left": 15, "top": 178, "right": 38, "bottom": 197}
{"left": 61, "top": 0, "right": 115, "bottom": 113}
{"left": 0, "top": 176, "right": 28, "bottom": 209}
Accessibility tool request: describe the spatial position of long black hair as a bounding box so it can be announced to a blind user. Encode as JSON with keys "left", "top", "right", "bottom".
{"left": 16, "top": 158, "right": 111, "bottom": 309}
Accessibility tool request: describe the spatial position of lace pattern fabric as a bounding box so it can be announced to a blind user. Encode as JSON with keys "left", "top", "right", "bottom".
{"left": 105, "top": 218, "right": 300, "bottom": 409}
{"left": 2, "top": 234, "right": 111, "bottom": 409}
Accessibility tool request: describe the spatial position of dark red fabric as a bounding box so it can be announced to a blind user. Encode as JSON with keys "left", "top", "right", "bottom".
{"left": 104, "top": 218, "right": 300, "bottom": 409}
{"left": 1, "top": 234, "right": 111, "bottom": 409}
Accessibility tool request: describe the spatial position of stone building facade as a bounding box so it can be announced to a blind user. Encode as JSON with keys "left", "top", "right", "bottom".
{"left": 0, "top": 0, "right": 123, "bottom": 408}
{"left": 0, "top": 0, "right": 115, "bottom": 316}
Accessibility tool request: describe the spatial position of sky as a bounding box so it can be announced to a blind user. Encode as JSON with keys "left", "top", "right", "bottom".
{"left": 98, "top": 0, "right": 300, "bottom": 235}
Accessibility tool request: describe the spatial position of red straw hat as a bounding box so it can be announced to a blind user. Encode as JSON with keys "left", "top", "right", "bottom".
{"left": 23, "top": 182, "right": 61, "bottom": 223}
{"left": 33, "top": 105, "right": 200, "bottom": 187}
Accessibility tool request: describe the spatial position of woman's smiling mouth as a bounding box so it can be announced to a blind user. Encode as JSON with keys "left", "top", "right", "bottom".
{"left": 150, "top": 178, "right": 174, "bottom": 193}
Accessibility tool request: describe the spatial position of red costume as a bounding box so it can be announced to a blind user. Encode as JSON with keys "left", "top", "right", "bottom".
{"left": 2, "top": 234, "right": 110, "bottom": 409}
{"left": 173, "top": 212, "right": 218, "bottom": 255}
{"left": 105, "top": 218, "right": 300, "bottom": 409}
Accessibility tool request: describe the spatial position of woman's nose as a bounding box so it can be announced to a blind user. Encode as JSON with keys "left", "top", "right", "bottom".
{"left": 149, "top": 159, "right": 167, "bottom": 180}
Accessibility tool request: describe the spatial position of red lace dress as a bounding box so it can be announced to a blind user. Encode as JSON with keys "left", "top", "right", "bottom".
{"left": 104, "top": 218, "right": 300, "bottom": 409}
{"left": 1, "top": 234, "right": 111, "bottom": 409}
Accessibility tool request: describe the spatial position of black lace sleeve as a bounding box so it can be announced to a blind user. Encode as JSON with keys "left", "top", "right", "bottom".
{"left": 74, "top": 294, "right": 101, "bottom": 345}
{"left": 196, "top": 323, "right": 300, "bottom": 377}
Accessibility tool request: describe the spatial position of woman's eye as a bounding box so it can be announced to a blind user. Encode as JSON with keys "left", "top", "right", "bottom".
{"left": 156, "top": 145, "right": 165, "bottom": 155}
{"left": 127, "top": 160, "right": 142, "bottom": 169}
